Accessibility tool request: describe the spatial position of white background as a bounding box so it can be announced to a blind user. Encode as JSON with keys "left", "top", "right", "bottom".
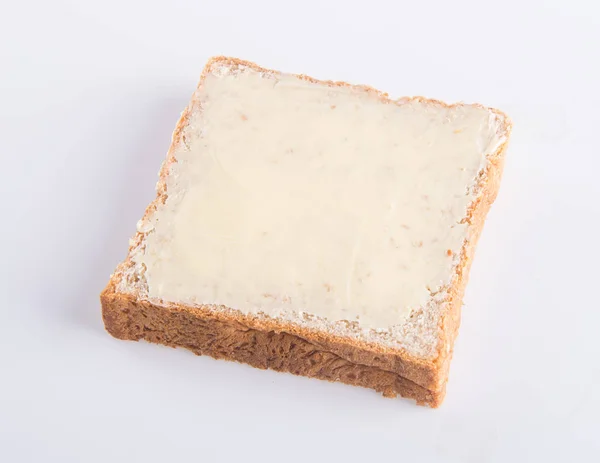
{"left": 2, "top": 1, "right": 599, "bottom": 461}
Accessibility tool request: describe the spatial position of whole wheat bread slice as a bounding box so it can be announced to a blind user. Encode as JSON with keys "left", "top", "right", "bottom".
{"left": 101, "top": 56, "right": 512, "bottom": 407}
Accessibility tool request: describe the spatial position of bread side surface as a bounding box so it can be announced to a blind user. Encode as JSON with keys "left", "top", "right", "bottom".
{"left": 102, "top": 56, "right": 512, "bottom": 404}
{"left": 101, "top": 282, "right": 442, "bottom": 407}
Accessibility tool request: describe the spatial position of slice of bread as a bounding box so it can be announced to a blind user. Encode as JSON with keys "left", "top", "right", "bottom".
{"left": 101, "top": 56, "right": 512, "bottom": 407}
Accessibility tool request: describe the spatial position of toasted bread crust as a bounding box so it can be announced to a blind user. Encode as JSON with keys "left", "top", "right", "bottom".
{"left": 101, "top": 286, "right": 441, "bottom": 406}
{"left": 101, "top": 56, "right": 512, "bottom": 406}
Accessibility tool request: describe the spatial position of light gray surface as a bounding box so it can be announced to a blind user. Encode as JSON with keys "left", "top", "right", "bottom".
{"left": 1, "top": 1, "right": 599, "bottom": 461}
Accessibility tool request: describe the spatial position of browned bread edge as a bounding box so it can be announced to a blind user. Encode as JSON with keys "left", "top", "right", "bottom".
{"left": 101, "top": 285, "right": 442, "bottom": 406}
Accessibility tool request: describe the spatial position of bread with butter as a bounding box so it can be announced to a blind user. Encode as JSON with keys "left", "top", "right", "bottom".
{"left": 101, "top": 56, "right": 512, "bottom": 407}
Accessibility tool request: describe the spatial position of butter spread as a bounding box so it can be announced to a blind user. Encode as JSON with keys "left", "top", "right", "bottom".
{"left": 134, "top": 69, "right": 503, "bottom": 330}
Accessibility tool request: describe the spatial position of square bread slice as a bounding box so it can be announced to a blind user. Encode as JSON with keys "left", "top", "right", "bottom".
{"left": 101, "top": 56, "right": 512, "bottom": 407}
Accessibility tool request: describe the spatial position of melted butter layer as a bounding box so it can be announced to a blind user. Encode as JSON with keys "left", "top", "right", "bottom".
{"left": 137, "top": 69, "right": 503, "bottom": 329}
